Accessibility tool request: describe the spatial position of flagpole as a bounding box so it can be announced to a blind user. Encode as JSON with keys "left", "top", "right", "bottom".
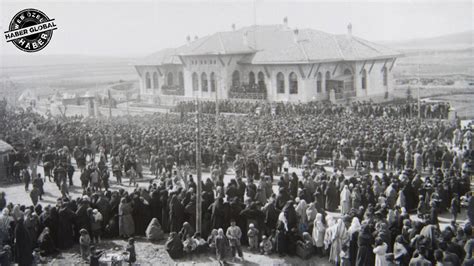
{"left": 195, "top": 98, "right": 202, "bottom": 233}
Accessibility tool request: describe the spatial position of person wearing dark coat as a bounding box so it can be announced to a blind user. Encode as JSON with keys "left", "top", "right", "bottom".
{"left": 210, "top": 197, "right": 226, "bottom": 230}
{"left": 132, "top": 196, "right": 151, "bottom": 236}
{"left": 75, "top": 200, "right": 91, "bottom": 239}
{"left": 275, "top": 188, "right": 290, "bottom": 211}
{"left": 356, "top": 224, "right": 375, "bottom": 266}
{"left": 150, "top": 189, "right": 162, "bottom": 221}
{"left": 169, "top": 195, "right": 184, "bottom": 233}
{"left": 290, "top": 173, "right": 299, "bottom": 199}
{"left": 325, "top": 180, "right": 338, "bottom": 211}
{"left": 93, "top": 194, "right": 111, "bottom": 229}
{"left": 262, "top": 200, "right": 279, "bottom": 236}
{"left": 37, "top": 227, "right": 58, "bottom": 256}
{"left": 160, "top": 190, "right": 169, "bottom": 232}
{"left": 14, "top": 217, "right": 33, "bottom": 266}
{"left": 282, "top": 201, "right": 298, "bottom": 231}
{"left": 165, "top": 232, "right": 184, "bottom": 259}
{"left": 57, "top": 203, "right": 76, "bottom": 249}
{"left": 275, "top": 222, "right": 287, "bottom": 256}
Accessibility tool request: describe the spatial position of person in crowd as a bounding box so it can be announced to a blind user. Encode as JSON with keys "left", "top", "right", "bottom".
{"left": 125, "top": 237, "right": 137, "bottom": 264}
{"left": 165, "top": 232, "right": 184, "bottom": 259}
{"left": 146, "top": 218, "right": 164, "bottom": 242}
{"left": 215, "top": 228, "right": 229, "bottom": 265}
{"left": 247, "top": 223, "right": 259, "bottom": 251}
{"left": 79, "top": 228, "right": 91, "bottom": 261}
{"left": 226, "top": 219, "right": 243, "bottom": 261}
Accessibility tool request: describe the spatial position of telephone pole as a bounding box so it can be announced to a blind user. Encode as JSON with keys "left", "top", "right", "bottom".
{"left": 215, "top": 77, "right": 220, "bottom": 137}
{"left": 195, "top": 99, "right": 202, "bottom": 233}
{"left": 108, "top": 89, "right": 112, "bottom": 118}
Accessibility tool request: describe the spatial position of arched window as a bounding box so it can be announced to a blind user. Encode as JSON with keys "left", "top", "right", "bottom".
{"left": 277, "top": 72, "right": 285, "bottom": 93}
{"left": 201, "top": 72, "right": 208, "bottom": 92}
{"left": 179, "top": 72, "right": 184, "bottom": 88}
{"left": 382, "top": 66, "right": 388, "bottom": 86}
{"left": 343, "top": 68, "right": 354, "bottom": 90}
{"left": 249, "top": 71, "right": 255, "bottom": 84}
{"left": 316, "top": 72, "right": 322, "bottom": 93}
{"left": 192, "top": 72, "right": 199, "bottom": 91}
{"left": 232, "top": 70, "right": 240, "bottom": 88}
{"left": 325, "top": 71, "right": 331, "bottom": 92}
{"left": 153, "top": 72, "right": 159, "bottom": 89}
{"left": 257, "top": 71, "right": 265, "bottom": 91}
{"left": 289, "top": 72, "right": 298, "bottom": 94}
{"left": 210, "top": 72, "right": 216, "bottom": 92}
{"left": 167, "top": 72, "right": 174, "bottom": 86}
{"left": 361, "top": 69, "right": 367, "bottom": 89}
{"left": 145, "top": 72, "right": 151, "bottom": 89}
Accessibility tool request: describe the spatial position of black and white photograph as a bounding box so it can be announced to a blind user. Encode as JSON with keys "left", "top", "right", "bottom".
{"left": 0, "top": 0, "right": 473, "bottom": 265}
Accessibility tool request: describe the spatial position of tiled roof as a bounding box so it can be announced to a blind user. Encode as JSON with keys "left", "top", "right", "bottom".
{"left": 139, "top": 24, "right": 401, "bottom": 65}
{"left": 135, "top": 48, "right": 182, "bottom": 66}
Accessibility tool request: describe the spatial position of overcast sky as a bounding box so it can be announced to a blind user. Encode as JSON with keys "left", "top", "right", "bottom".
{"left": 1, "top": 0, "right": 473, "bottom": 56}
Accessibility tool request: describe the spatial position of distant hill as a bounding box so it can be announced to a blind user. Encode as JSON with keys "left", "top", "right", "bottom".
{"left": 380, "top": 30, "right": 474, "bottom": 51}
{"left": 0, "top": 54, "right": 136, "bottom": 68}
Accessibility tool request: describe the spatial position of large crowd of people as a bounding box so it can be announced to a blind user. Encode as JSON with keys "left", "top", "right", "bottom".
{"left": 174, "top": 99, "right": 451, "bottom": 119}
{"left": 0, "top": 98, "right": 472, "bottom": 265}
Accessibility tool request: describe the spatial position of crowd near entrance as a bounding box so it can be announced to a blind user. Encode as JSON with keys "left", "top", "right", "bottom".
{"left": 0, "top": 97, "right": 472, "bottom": 265}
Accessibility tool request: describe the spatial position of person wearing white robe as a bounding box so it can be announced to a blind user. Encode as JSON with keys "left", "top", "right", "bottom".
{"left": 340, "top": 185, "right": 351, "bottom": 215}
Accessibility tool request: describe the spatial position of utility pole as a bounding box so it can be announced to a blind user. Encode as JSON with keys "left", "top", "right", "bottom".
{"left": 215, "top": 77, "right": 219, "bottom": 137}
{"left": 417, "top": 63, "right": 421, "bottom": 119}
{"left": 195, "top": 99, "right": 202, "bottom": 233}
{"left": 108, "top": 89, "right": 112, "bottom": 118}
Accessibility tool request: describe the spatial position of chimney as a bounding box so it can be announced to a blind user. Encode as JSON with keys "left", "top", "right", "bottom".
{"left": 186, "top": 35, "right": 191, "bottom": 44}
{"left": 243, "top": 31, "right": 248, "bottom": 46}
{"left": 347, "top": 23, "right": 352, "bottom": 37}
{"left": 232, "top": 24, "right": 236, "bottom": 31}
{"left": 283, "top": 17, "right": 288, "bottom": 27}
{"left": 293, "top": 28, "right": 299, "bottom": 43}
{"left": 194, "top": 35, "right": 198, "bottom": 41}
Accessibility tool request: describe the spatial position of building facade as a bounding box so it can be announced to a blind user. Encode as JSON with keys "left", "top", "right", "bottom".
{"left": 135, "top": 22, "right": 401, "bottom": 105}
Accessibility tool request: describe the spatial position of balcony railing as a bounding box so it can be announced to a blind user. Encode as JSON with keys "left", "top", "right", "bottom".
{"left": 335, "top": 90, "right": 357, "bottom": 99}
{"left": 161, "top": 85, "right": 184, "bottom": 96}
{"left": 229, "top": 92, "right": 267, "bottom": 100}
{"left": 229, "top": 83, "right": 267, "bottom": 99}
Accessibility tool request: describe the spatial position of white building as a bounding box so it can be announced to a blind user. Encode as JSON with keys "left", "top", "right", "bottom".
{"left": 135, "top": 20, "right": 401, "bottom": 105}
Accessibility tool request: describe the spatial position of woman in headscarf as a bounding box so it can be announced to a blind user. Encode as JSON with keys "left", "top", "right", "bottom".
{"left": 340, "top": 185, "right": 352, "bottom": 215}
{"left": 37, "top": 227, "right": 58, "bottom": 256}
{"left": 312, "top": 213, "right": 326, "bottom": 257}
{"left": 295, "top": 198, "right": 308, "bottom": 233}
{"left": 215, "top": 228, "right": 229, "bottom": 264}
{"left": 305, "top": 202, "right": 317, "bottom": 233}
{"left": 57, "top": 202, "right": 76, "bottom": 250}
{"left": 329, "top": 218, "right": 349, "bottom": 265}
{"left": 179, "top": 222, "right": 195, "bottom": 242}
{"left": 210, "top": 197, "right": 226, "bottom": 231}
{"left": 165, "top": 232, "right": 184, "bottom": 259}
{"left": 169, "top": 195, "right": 184, "bottom": 233}
{"left": 348, "top": 217, "right": 361, "bottom": 266}
{"left": 146, "top": 218, "right": 164, "bottom": 241}
{"left": 356, "top": 224, "right": 375, "bottom": 266}
{"left": 0, "top": 208, "right": 12, "bottom": 246}
{"left": 282, "top": 200, "right": 297, "bottom": 231}
{"left": 275, "top": 221, "right": 287, "bottom": 256}
{"left": 325, "top": 180, "right": 338, "bottom": 211}
{"left": 118, "top": 197, "right": 135, "bottom": 238}
{"left": 11, "top": 205, "right": 23, "bottom": 222}
{"left": 14, "top": 216, "right": 32, "bottom": 266}
{"left": 351, "top": 186, "right": 362, "bottom": 210}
